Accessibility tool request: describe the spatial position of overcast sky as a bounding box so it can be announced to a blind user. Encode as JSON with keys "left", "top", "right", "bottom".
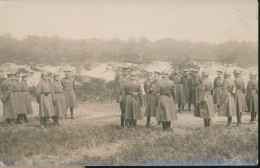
{"left": 0, "top": 0, "right": 258, "bottom": 43}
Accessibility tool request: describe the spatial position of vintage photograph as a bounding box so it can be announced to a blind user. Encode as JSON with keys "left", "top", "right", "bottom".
{"left": 0, "top": 0, "right": 258, "bottom": 166}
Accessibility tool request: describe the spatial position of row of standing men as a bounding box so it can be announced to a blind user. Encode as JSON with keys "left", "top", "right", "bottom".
{"left": 0, "top": 70, "right": 78, "bottom": 128}
{"left": 116, "top": 67, "right": 258, "bottom": 130}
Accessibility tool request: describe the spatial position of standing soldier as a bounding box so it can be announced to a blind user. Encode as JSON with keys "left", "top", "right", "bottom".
{"left": 62, "top": 70, "right": 78, "bottom": 119}
{"left": 182, "top": 69, "right": 192, "bottom": 111}
{"left": 156, "top": 71, "right": 177, "bottom": 131}
{"left": 0, "top": 71, "right": 16, "bottom": 125}
{"left": 20, "top": 74, "right": 33, "bottom": 122}
{"left": 213, "top": 70, "right": 224, "bottom": 112}
{"left": 46, "top": 73, "right": 53, "bottom": 121}
{"left": 116, "top": 67, "right": 130, "bottom": 128}
{"left": 194, "top": 71, "right": 214, "bottom": 127}
{"left": 190, "top": 69, "right": 202, "bottom": 114}
{"left": 123, "top": 70, "right": 143, "bottom": 129}
{"left": 51, "top": 73, "right": 66, "bottom": 126}
{"left": 36, "top": 72, "right": 55, "bottom": 128}
{"left": 233, "top": 69, "right": 248, "bottom": 126}
{"left": 246, "top": 72, "right": 258, "bottom": 124}
{"left": 13, "top": 72, "right": 24, "bottom": 124}
{"left": 219, "top": 71, "right": 236, "bottom": 127}
{"left": 169, "top": 67, "right": 185, "bottom": 113}
{"left": 144, "top": 71, "right": 153, "bottom": 127}
{"left": 144, "top": 71, "right": 160, "bottom": 127}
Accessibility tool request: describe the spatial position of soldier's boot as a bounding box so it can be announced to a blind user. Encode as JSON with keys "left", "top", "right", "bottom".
{"left": 226, "top": 117, "right": 232, "bottom": 127}
{"left": 250, "top": 112, "right": 256, "bottom": 124}
{"left": 128, "top": 120, "right": 133, "bottom": 128}
{"left": 53, "top": 116, "right": 56, "bottom": 126}
{"left": 162, "top": 122, "right": 167, "bottom": 130}
{"left": 204, "top": 119, "right": 207, "bottom": 127}
{"left": 237, "top": 112, "right": 242, "bottom": 126}
{"left": 125, "top": 119, "right": 129, "bottom": 128}
{"left": 5, "top": 118, "right": 11, "bottom": 124}
{"left": 17, "top": 114, "right": 22, "bottom": 124}
{"left": 46, "top": 116, "right": 50, "bottom": 121}
{"left": 40, "top": 117, "right": 43, "bottom": 125}
{"left": 188, "top": 104, "right": 191, "bottom": 112}
{"left": 56, "top": 116, "right": 61, "bottom": 126}
{"left": 246, "top": 100, "right": 250, "bottom": 112}
{"left": 43, "top": 117, "right": 47, "bottom": 128}
{"left": 167, "top": 121, "right": 171, "bottom": 130}
{"left": 120, "top": 116, "right": 125, "bottom": 127}
{"left": 146, "top": 116, "right": 150, "bottom": 127}
{"left": 24, "top": 114, "right": 29, "bottom": 123}
{"left": 208, "top": 119, "right": 211, "bottom": 127}
{"left": 11, "top": 118, "right": 15, "bottom": 123}
{"left": 178, "top": 104, "right": 182, "bottom": 113}
{"left": 182, "top": 105, "right": 185, "bottom": 111}
{"left": 133, "top": 119, "right": 137, "bottom": 127}
{"left": 70, "top": 108, "right": 74, "bottom": 119}
{"left": 157, "top": 121, "right": 161, "bottom": 127}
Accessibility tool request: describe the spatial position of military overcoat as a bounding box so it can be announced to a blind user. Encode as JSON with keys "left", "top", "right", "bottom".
{"left": 169, "top": 73, "right": 186, "bottom": 104}
{"left": 61, "top": 77, "right": 78, "bottom": 109}
{"left": 234, "top": 77, "right": 248, "bottom": 112}
{"left": 20, "top": 81, "right": 33, "bottom": 114}
{"left": 191, "top": 74, "right": 202, "bottom": 105}
{"left": 219, "top": 78, "right": 236, "bottom": 117}
{"left": 1, "top": 78, "right": 16, "bottom": 118}
{"left": 13, "top": 80, "right": 23, "bottom": 114}
{"left": 36, "top": 79, "right": 54, "bottom": 117}
{"left": 213, "top": 77, "right": 223, "bottom": 105}
{"left": 155, "top": 78, "right": 177, "bottom": 121}
{"left": 144, "top": 79, "right": 159, "bottom": 117}
{"left": 246, "top": 78, "right": 258, "bottom": 113}
{"left": 123, "top": 80, "right": 143, "bottom": 120}
{"left": 194, "top": 78, "right": 215, "bottom": 118}
{"left": 51, "top": 80, "right": 66, "bottom": 116}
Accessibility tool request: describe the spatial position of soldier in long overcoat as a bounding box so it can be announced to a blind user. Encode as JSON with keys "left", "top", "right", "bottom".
{"left": 51, "top": 73, "right": 66, "bottom": 126}
{"left": 219, "top": 71, "right": 236, "bottom": 126}
{"left": 156, "top": 71, "right": 177, "bottom": 131}
{"left": 233, "top": 69, "right": 248, "bottom": 125}
{"left": 123, "top": 70, "right": 143, "bottom": 128}
{"left": 181, "top": 69, "right": 192, "bottom": 111}
{"left": 20, "top": 74, "right": 33, "bottom": 122}
{"left": 194, "top": 72, "right": 214, "bottom": 127}
{"left": 190, "top": 69, "right": 202, "bottom": 114}
{"left": 144, "top": 71, "right": 161, "bottom": 127}
{"left": 61, "top": 70, "right": 78, "bottom": 119}
{"left": 246, "top": 72, "right": 258, "bottom": 124}
{"left": 169, "top": 67, "right": 185, "bottom": 113}
{"left": 36, "top": 73, "right": 55, "bottom": 128}
{"left": 116, "top": 67, "right": 130, "bottom": 127}
{"left": 13, "top": 72, "right": 24, "bottom": 124}
{"left": 213, "top": 70, "right": 224, "bottom": 111}
{"left": 0, "top": 71, "right": 16, "bottom": 124}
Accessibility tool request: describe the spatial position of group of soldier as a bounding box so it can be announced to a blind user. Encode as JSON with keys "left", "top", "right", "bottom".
{"left": 0, "top": 70, "right": 78, "bottom": 128}
{"left": 116, "top": 66, "right": 258, "bottom": 130}
{"left": 1, "top": 65, "right": 258, "bottom": 130}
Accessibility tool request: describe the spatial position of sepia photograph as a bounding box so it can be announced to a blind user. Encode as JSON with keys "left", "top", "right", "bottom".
{"left": 0, "top": 0, "right": 258, "bottom": 166}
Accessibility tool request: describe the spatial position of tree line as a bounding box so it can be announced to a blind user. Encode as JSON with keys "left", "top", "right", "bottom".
{"left": 0, "top": 34, "right": 257, "bottom": 67}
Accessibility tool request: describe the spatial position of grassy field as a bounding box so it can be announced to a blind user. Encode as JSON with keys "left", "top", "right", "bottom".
{"left": 0, "top": 102, "right": 258, "bottom": 166}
